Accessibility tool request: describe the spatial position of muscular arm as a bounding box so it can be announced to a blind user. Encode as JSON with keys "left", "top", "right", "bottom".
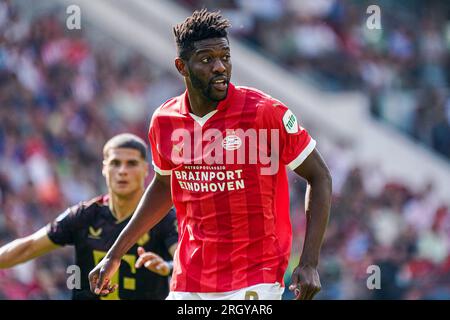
{"left": 290, "top": 148, "right": 332, "bottom": 299}
{"left": 89, "top": 173, "right": 173, "bottom": 294}
{"left": 0, "top": 227, "right": 60, "bottom": 268}
{"left": 294, "top": 149, "right": 332, "bottom": 267}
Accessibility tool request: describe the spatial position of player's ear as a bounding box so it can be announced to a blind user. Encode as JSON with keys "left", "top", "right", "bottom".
{"left": 175, "top": 57, "right": 188, "bottom": 77}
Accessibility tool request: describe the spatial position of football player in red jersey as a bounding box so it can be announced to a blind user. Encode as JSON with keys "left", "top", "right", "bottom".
{"left": 89, "top": 9, "right": 332, "bottom": 300}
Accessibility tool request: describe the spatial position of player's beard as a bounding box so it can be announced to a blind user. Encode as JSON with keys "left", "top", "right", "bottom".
{"left": 188, "top": 69, "right": 227, "bottom": 102}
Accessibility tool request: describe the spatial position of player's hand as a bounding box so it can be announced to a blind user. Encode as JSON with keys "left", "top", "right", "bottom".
{"left": 135, "top": 247, "right": 170, "bottom": 276}
{"left": 88, "top": 256, "right": 120, "bottom": 296}
{"left": 289, "top": 264, "right": 321, "bottom": 300}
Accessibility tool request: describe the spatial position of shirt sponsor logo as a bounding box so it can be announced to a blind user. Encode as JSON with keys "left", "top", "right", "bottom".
{"left": 174, "top": 168, "right": 245, "bottom": 193}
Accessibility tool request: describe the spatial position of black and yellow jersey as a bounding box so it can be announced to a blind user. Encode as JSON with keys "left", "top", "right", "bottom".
{"left": 46, "top": 195, "right": 178, "bottom": 300}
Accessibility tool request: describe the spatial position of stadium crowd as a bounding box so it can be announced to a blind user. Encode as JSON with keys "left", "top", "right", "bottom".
{"left": 178, "top": 0, "right": 450, "bottom": 160}
{"left": 0, "top": 0, "right": 449, "bottom": 299}
{"left": 0, "top": 0, "right": 182, "bottom": 299}
{"left": 286, "top": 152, "right": 450, "bottom": 299}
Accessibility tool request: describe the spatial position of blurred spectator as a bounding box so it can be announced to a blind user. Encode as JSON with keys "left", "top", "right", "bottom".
{"left": 0, "top": 0, "right": 182, "bottom": 299}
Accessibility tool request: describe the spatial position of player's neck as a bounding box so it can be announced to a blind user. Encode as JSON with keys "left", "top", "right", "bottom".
{"left": 186, "top": 86, "right": 218, "bottom": 117}
{"left": 109, "top": 191, "right": 143, "bottom": 222}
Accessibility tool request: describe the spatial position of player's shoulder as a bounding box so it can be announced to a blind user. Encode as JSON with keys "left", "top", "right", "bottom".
{"left": 236, "top": 85, "right": 288, "bottom": 112}
{"left": 67, "top": 195, "right": 109, "bottom": 220}
{"left": 236, "top": 86, "right": 291, "bottom": 127}
{"left": 77, "top": 194, "right": 108, "bottom": 210}
{"left": 236, "top": 85, "right": 268, "bottom": 98}
{"left": 152, "top": 94, "right": 184, "bottom": 118}
{"left": 149, "top": 95, "right": 184, "bottom": 132}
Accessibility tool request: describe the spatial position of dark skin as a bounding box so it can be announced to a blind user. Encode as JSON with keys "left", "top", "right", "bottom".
{"left": 175, "top": 37, "right": 232, "bottom": 117}
{"left": 89, "top": 37, "right": 332, "bottom": 300}
{"left": 291, "top": 150, "right": 332, "bottom": 300}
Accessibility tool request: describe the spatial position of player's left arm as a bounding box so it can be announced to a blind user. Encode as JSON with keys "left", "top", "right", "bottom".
{"left": 290, "top": 148, "right": 332, "bottom": 300}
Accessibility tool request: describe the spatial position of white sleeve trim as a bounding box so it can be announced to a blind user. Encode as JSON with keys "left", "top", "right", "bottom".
{"left": 152, "top": 161, "right": 172, "bottom": 176}
{"left": 287, "top": 138, "right": 316, "bottom": 171}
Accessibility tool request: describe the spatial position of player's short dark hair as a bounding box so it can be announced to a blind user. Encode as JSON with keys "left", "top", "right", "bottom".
{"left": 103, "top": 133, "right": 147, "bottom": 160}
{"left": 173, "top": 8, "right": 231, "bottom": 60}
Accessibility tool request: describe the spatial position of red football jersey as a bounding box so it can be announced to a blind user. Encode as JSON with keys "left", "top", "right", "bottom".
{"left": 148, "top": 83, "right": 316, "bottom": 292}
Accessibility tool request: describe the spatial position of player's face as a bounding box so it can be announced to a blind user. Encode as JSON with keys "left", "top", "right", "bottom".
{"left": 186, "top": 37, "right": 232, "bottom": 102}
{"left": 102, "top": 148, "right": 148, "bottom": 198}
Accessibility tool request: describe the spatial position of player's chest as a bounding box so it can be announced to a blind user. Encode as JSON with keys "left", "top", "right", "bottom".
{"left": 79, "top": 222, "right": 154, "bottom": 252}
{"left": 163, "top": 111, "right": 277, "bottom": 168}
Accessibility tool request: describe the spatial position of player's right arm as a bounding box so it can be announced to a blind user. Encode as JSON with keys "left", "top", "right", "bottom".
{"left": 0, "top": 227, "right": 60, "bottom": 269}
{"left": 89, "top": 172, "right": 172, "bottom": 295}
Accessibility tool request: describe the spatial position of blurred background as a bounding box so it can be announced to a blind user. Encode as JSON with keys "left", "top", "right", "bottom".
{"left": 0, "top": 0, "right": 449, "bottom": 299}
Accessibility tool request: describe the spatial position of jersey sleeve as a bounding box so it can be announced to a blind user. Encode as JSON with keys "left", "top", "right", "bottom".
{"left": 154, "top": 208, "right": 178, "bottom": 252}
{"left": 148, "top": 110, "right": 174, "bottom": 176}
{"left": 261, "top": 101, "right": 316, "bottom": 170}
{"left": 46, "top": 204, "right": 83, "bottom": 246}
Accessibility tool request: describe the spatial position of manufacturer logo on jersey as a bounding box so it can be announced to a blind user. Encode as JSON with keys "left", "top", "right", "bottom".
{"left": 222, "top": 134, "right": 242, "bottom": 151}
{"left": 282, "top": 110, "right": 299, "bottom": 134}
{"left": 88, "top": 226, "right": 103, "bottom": 239}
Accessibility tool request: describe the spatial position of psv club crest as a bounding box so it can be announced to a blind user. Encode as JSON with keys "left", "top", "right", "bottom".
{"left": 222, "top": 134, "right": 242, "bottom": 151}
